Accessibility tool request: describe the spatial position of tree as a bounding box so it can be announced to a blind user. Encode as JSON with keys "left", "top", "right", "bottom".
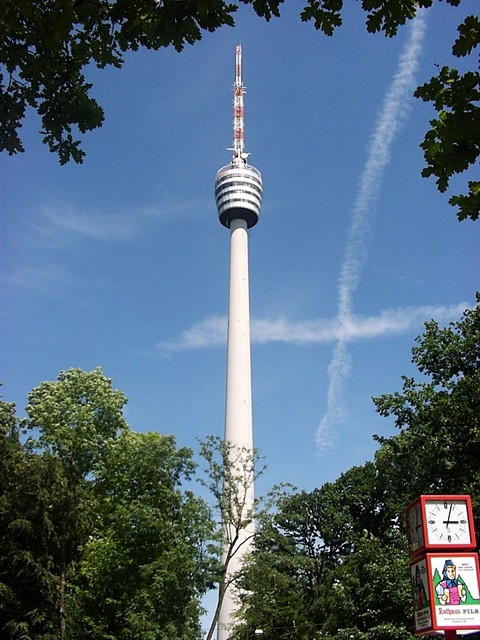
{"left": 236, "top": 463, "right": 404, "bottom": 639}
{"left": 72, "top": 430, "right": 214, "bottom": 640}
{"left": 414, "top": 16, "right": 480, "bottom": 221}
{"left": 319, "top": 534, "right": 413, "bottom": 640}
{"left": 373, "top": 294, "right": 480, "bottom": 522}
{"left": 1, "top": 1, "right": 478, "bottom": 220}
{"left": 235, "top": 488, "right": 330, "bottom": 639}
{"left": 0, "top": 370, "right": 218, "bottom": 639}
{"left": 0, "top": 398, "right": 66, "bottom": 640}
{"left": 237, "top": 297, "right": 480, "bottom": 639}
{"left": 198, "top": 435, "right": 264, "bottom": 640}
{"left": 24, "top": 368, "right": 128, "bottom": 640}
{"left": 26, "top": 367, "right": 128, "bottom": 477}
{"left": 0, "top": 0, "right": 280, "bottom": 164}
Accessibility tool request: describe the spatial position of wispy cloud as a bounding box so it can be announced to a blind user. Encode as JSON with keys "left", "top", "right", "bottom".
{"left": 157, "top": 302, "right": 467, "bottom": 353}
{"left": 316, "top": 11, "right": 428, "bottom": 453}
{"left": 161, "top": 315, "right": 227, "bottom": 351}
{"left": 34, "top": 197, "right": 208, "bottom": 246}
{"left": 39, "top": 205, "right": 138, "bottom": 242}
{"left": 8, "top": 196, "right": 209, "bottom": 294}
{"left": 5, "top": 264, "right": 71, "bottom": 296}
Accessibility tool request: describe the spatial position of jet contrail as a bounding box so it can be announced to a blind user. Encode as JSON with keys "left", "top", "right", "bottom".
{"left": 316, "top": 11, "right": 428, "bottom": 453}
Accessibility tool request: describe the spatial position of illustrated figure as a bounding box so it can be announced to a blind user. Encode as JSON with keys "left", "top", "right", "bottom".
{"left": 435, "top": 559, "right": 467, "bottom": 605}
{"left": 413, "top": 564, "right": 428, "bottom": 610}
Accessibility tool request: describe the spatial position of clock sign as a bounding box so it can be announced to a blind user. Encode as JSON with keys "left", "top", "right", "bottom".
{"left": 407, "top": 499, "right": 425, "bottom": 554}
{"left": 425, "top": 498, "right": 471, "bottom": 545}
{"left": 406, "top": 495, "right": 476, "bottom": 558}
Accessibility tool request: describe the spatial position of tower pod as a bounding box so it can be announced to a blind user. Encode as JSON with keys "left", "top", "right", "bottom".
{"left": 215, "top": 160, "right": 262, "bottom": 228}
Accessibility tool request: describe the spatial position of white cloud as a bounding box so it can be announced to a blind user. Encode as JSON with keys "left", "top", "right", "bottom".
{"left": 40, "top": 205, "right": 137, "bottom": 241}
{"left": 157, "top": 302, "right": 468, "bottom": 353}
{"left": 8, "top": 197, "right": 210, "bottom": 294}
{"left": 5, "top": 263, "right": 71, "bottom": 296}
{"left": 35, "top": 197, "right": 208, "bottom": 245}
{"left": 159, "top": 316, "right": 227, "bottom": 351}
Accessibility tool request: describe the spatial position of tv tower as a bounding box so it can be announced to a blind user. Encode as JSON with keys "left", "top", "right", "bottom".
{"left": 214, "top": 44, "right": 263, "bottom": 639}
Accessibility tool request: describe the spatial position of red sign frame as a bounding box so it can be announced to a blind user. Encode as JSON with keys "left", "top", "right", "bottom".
{"left": 406, "top": 495, "right": 477, "bottom": 559}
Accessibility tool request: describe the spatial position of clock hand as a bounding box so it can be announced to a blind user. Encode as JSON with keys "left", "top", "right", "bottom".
{"left": 445, "top": 504, "right": 453, "bottom": 527}
{"left": 443, "top": 520, "right": 459, "bottom": 525}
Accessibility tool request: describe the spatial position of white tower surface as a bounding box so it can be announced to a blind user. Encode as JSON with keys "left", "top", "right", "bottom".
{"left": 214, "top": 44, "right": 263, "bottom": 640}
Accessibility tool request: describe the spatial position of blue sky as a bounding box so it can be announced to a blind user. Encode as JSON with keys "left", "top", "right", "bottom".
{"left": 1, "top": 1, "right": 479, "bottom": 498}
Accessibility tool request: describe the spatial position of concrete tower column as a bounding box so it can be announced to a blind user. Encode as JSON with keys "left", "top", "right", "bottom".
{"left": 214, "top": 44, "right": 263, "bottom": 640}
{"left": 225, "top": 218, "right": 254, "bottom": 450}
{"left": 217, "top": 217, "right": 255, "bottom": 640}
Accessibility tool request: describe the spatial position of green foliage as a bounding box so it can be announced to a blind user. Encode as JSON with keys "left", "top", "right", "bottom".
{"left": 240, "top": 298, "right": 480, "bottom": 639}
{"left": 0, "top": 0, "right": 241, "bottom": 163}
{"left": 414, "top": 15, "right": 480, "bottom": 221}
{"left": 1, "top": 300, "right": 479, "bottom": 638}
{"left": 319, "top": 534, "right": 412, "bottom": 639}
{"left": 1, "top": 0, "right": 477, "bottom": 219}
{"left": 198, "top": 435, "right": 263, "bottom": 536}
{"left": 198, "top": 435, "right": 265, "bottom": 640}
{"left": 373, "top": 296, "right": 480, "bottom": 518}
{"left": 300, "top": 0, "right": 345, "bottom": 37}
{"left": 26, "top": 367, "right": 127, "bottom": 479}
{"left": 0, "top": 370, "right": 215, "bottom": 640}
{"left": 236, "top": 496, "right": 323, "bottom": 638}
{"left": 1, "top": 0, "right": 478, "bottom": 220}
{"left": 72, "top": 430, "right": 213, "bottom": 640}
{"left": 0, "top": 400, "right": 66, "bottom": 640}
{"left": 301, "top": 0, "right": 437, "bottom": 38}
{"left": 239, "top": 0, "right": 283, "bottom": 21}
{"left": 415, "top": 61, "right": 480, "bottom": 221}
{"left": 238, "top": 462, "right": 409, "bottom": 638}
{"left": 452, "top": 14, "right": 480, "bottom": 57}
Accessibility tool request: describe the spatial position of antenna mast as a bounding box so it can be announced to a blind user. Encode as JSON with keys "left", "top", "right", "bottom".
{"left": 233, "top": 44, "right": 246, "bottom": 161}
{"left": 215, "top": 44, "right": 262, "bottom": 230}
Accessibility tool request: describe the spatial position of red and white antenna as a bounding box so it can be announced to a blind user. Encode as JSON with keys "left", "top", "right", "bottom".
{"left": 233, "top": 44, "right": 246, "bottom": 161}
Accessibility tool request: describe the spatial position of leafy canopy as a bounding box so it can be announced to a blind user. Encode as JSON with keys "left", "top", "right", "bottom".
{"left": 1, "top": 0, "right": 478, "bottom": 218}
{"left": 237, "top": 297, "right": 480, "bottom": 639}
{"left": 0, "top": 369, "right": 216, "bottom": 640}
{"left": 414, "top": 15, "right": 480, "bottom": 221}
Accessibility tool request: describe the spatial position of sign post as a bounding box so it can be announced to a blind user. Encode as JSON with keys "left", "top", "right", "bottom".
{"left": 406, "top": 495, "right": 480, "bottom": 636}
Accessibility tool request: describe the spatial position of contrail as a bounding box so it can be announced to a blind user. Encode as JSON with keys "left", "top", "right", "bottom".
{"left": 315, "top": 11, "right": 428, "bottom": 453}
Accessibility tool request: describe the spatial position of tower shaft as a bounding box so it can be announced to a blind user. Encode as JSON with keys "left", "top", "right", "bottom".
{"left": 214, "top": 44, "right": 263, "bottom": 640}
{"left": 225, "top": 218, "right": 254, "bottom": 451}
{"left": 218, "top": 217, "right": 255, "bottom": 640}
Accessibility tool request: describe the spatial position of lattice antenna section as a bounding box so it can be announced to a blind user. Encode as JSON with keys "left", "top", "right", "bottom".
{"left": 233, "top": 44, "right": 246, "bottom": 161}
{"left": 215, "top": 44, "right": 262, "bottom": 229}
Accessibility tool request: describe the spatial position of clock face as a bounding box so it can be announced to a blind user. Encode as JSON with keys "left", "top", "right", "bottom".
{"left": 408, "top": 502, "right": 424, "bottom": 550}
{"left": 424, "top": 499, "right": 471, "bottom": 545}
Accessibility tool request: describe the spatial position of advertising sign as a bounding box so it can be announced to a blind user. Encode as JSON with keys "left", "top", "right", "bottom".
{"left": 428, "top": 554, "right": 480, "bottom": 631}
{"left": 411, "top": 556, "right": 433, "bottom": 633}
{"left": 411, "top": 553, "right": 480, "bottom": 634}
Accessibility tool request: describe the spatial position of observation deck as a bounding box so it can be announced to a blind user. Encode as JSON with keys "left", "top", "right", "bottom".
{"left": 215, "top": 161, "right": 263, "bottom": 229}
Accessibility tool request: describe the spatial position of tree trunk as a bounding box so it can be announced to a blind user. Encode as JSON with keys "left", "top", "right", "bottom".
{"left": 59, "top": 527, "right": 67, "bottom": 640}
